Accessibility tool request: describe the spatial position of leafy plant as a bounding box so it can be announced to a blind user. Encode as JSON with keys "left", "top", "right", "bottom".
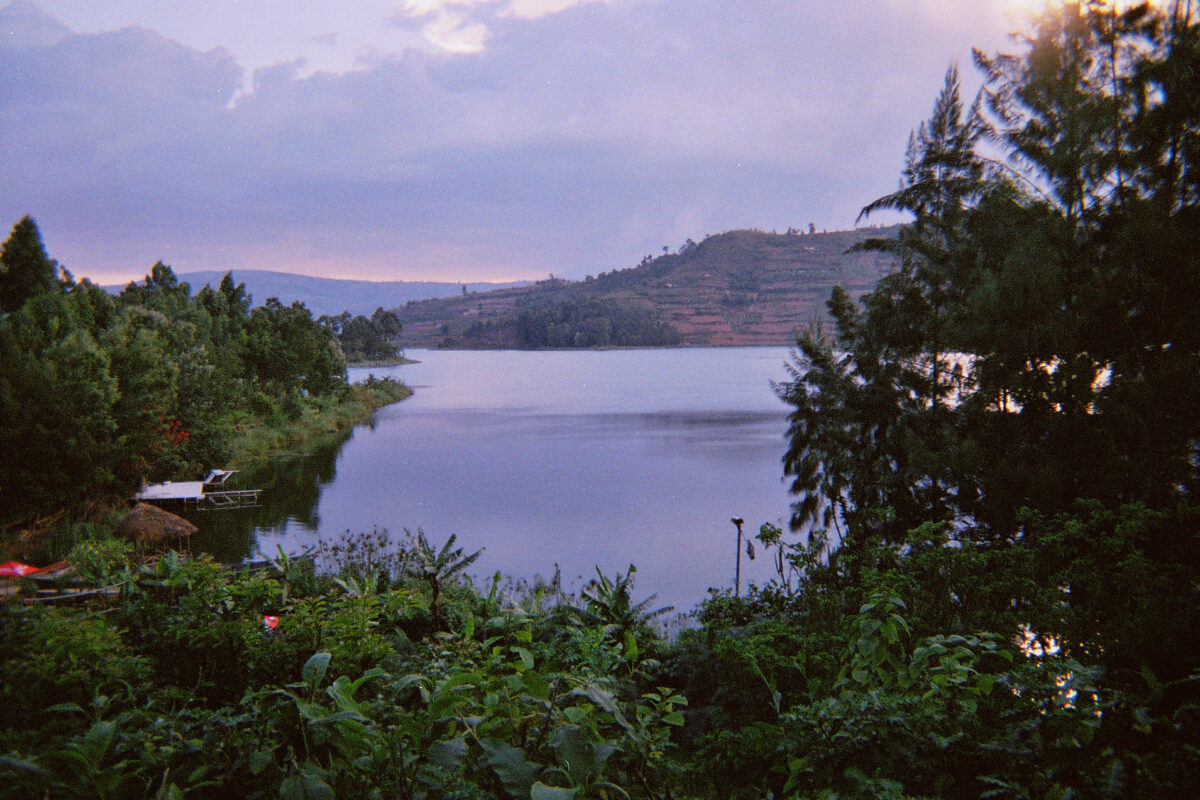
{"left": 407, "top": 530, "right": 481, "bottom": 630}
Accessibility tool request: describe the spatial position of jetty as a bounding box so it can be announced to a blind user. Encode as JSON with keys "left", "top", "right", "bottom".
{"left": 135, "top": 469, "right": 261, "bottom": 511}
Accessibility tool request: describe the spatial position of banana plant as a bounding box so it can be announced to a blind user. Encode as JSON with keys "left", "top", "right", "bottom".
{"left": 407, "top": 530, "right": 481, "bottom": 630}
{"left": 572, "top": 566, "right": 673, "bottom": 648}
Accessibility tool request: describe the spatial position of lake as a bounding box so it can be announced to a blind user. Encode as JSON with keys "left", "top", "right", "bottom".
{"left": 195, "top": 347, "right": 800, "bottom": 612}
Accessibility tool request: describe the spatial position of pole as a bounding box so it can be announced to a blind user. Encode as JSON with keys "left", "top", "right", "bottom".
{"left": 731, "top": 517, "right": 744, "bottom": 597}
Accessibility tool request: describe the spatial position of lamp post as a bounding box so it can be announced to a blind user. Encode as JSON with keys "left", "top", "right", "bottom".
{"left": 731, "top": 517, "right": 744, "bottom": 597}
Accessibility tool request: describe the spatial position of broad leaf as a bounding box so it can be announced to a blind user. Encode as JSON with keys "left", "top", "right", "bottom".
{"left": 531, "top": 782, "right": 579, "bottom": 800}
{"left": 480, "top": 739, "right": 542, "bottom": 798}
{"left": 302, "top": 652, "right": 331, "bottom": 690}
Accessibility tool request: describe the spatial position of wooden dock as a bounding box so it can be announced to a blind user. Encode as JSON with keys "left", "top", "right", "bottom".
{"left": 135, "top": 469, "right": 261, "bottom": 511}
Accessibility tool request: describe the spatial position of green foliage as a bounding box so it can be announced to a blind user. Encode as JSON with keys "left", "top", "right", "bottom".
{"left": 317, "top": 307, "right": 402, "bottom": 363}
{"left": 2, "top": 5, "right": 1199, "bottom": 799}
{"left": 0, "top": 216, "right": 62, "bottom": 313}
{"left": 66, "top": 537, "right": 136, "bottom": 585}
{"left": 0, "top": 290, "right": 120, "bottom": 513}
{"left": 408, "top": 530, "right": 482, "bottom": 631}
{"left": 247, "top": 298, "right": 347, "bottom": 396}
{"left": 0, "top": 530, "right": 696, "bottom": 799}
{"left": 0, "top": 608, "right": 149, "bottom": 741}
{"left": 571, "top": 565, "right": 673, "bottom": 654}
{"left": 3, "top": 494, "right": 1199, "bottom": 798}
{"left": 0, "top": 232, "right": 371, "bottom": 523}
{"left": 762, "top": 10, "right": 1200, "bottom": 794}
{"left": 448, "top": 294, "right": 682, "bottom": 349}
{"left": 780, "top": 1, "right": 1200, "bottom": 539}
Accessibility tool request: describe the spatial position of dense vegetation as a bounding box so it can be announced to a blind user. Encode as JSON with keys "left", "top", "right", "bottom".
{"left": 318, "top": 309, "right": 405, "bottom": 364}
{"left": 429, "top": 291, "right": 681, "bottom": 349}
{"left": 509, "top": 296, "right": 681, "bottom": 349}
{"left": 768, "top": 1, "right": 1200, "bottom": 794}
{"left": 1, "top": 2, "right": 1198, "bottom": 798}
{"left": 0, "top": 221, "right": 402, "bottom": 527}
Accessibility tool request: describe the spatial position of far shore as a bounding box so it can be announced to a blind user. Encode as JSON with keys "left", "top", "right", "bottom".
{"left": 347, "top": 355, "right": 419, "bottom": 368}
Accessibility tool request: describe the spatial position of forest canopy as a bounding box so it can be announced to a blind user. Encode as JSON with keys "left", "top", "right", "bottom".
{"left": 317, "top": 308, "right": 404, "bottom": 363}
{"left": 0, "top": 222, "right": 350, "bottom": 521}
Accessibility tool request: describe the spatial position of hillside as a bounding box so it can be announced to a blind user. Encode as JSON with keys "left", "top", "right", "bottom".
{"left": 118, "top": 271, "right": 531, "bottom": 318}
{"left": 395, "top": 226, "right": 899, "bottom": 348}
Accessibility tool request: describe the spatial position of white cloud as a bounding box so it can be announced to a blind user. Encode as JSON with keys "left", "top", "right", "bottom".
{"left": 416, "top": 8, "right": 491, "bottom": 52}
{"left": 397, "top": 0, "right": 610, "bottom": 52}
{"left": 402, "top": 0, "right": 608, "bottom": 20}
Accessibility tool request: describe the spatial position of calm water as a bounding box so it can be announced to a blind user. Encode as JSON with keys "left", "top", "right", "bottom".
{"left": 196, "top": 347, "right": 799, "bottom": 611}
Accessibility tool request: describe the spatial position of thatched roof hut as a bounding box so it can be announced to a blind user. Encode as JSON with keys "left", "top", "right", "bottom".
{"left": 116, "top": 503, "right": 197, "bottom": 545}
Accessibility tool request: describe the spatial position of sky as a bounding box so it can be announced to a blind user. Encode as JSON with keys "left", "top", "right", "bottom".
{"left": 0, "top": 0, "right": 1037, "bottom": 284}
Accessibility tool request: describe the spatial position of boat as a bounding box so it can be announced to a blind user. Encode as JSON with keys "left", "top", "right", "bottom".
{"left": 1, "top": 561, "right": 124, "bottom": 606}
{"left": 22, "top": 582, "right": 125, "bottom": 606}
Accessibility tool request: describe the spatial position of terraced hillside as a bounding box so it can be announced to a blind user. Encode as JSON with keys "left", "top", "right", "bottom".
{"left": 395, "top": 226, "right": 899, "bottom": 348}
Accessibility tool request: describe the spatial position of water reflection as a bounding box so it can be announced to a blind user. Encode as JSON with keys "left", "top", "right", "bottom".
{"left": 190, "top": 348, "right": 797, "bottom": 610}
{"left": 187, "top": 431, "right": 350, "bottom": 562}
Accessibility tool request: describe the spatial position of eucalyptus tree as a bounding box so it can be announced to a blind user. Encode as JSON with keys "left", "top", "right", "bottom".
{"left": 0, "top": 291, "right": 119, "bottom": 517}
{"left": 246, "top": 298, "right": 348, "bottom": 396}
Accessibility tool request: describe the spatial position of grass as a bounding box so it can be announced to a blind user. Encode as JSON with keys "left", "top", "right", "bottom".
{"left": 224, "top": 379, "right": 411, "bottom": 468}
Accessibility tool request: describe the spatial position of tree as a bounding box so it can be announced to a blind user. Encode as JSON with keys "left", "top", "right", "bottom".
{"left": 0, "top": 216, "right": 60, "bottom": 313}
{"left": 779, "top": 67, "right": 990, "bottom": 545}
{"left": 319, "top": 310, "right": 399, "bottom": 363}
{"left": 0, "top": 292, "right": 119, "bottom": 516}
{"left": 965, "top": 0, "right": 1200, "bottom": 518}
{"left": 371, "top": 307, "right": 402, "bottom": 341}
{"left": 195, "top": 273, "right": 253, "bottom": 408}
{"left": 247, "top": 298, "right": 347, "bottom": 395}
{"left": 780, "top": 1, "right": 1200, "bottom": 540}
{"left": 770, "top": 7, "right": 1200, "bottom": 790}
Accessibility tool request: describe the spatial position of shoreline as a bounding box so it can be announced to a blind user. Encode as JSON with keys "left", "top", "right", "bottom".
{"left": 1, "top": 379, "right": 413, "bottom": 563}
{"left": 226, "top": 378, "right": 412, "bottom": 470}
{"left": 398, "top": 343, "right": 793, "bottom": 353}
{"left": 345, "top": 355, "right": 420, "bottom": 368}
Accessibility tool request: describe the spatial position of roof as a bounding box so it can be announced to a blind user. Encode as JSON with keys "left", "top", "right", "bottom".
{"left": 134, "top": 469, "right": 238, "bottom": 501}
{"left": 135, "top": 481, "right": 207, "bottom": 501}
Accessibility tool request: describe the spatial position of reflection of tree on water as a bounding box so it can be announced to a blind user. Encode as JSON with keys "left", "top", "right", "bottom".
{"left": 184, "top": 430, "right": 352, "bottom": 563}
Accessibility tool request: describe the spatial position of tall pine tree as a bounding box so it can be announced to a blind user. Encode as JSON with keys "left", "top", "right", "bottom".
{"left": 0, "top": 216, "right": 60, "bottom": 313}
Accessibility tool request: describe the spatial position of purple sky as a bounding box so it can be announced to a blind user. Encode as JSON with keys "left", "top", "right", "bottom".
{"left": 1, "top": 0, "right": 1028, "bottom": 284}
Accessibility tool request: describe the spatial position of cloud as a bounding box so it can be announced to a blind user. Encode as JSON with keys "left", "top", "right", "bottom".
{"left": 401, "top": 0, "right": 606, "bottom": 23}
{"left": 0, "top": 0, "right": 1021, "bottom": 283}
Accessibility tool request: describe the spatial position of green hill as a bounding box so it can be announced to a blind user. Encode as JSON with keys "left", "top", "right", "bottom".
{"left": 395, "top": 226, "right": 899, "bottom": 348}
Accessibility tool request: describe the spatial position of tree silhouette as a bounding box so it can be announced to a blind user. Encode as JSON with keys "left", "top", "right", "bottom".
{"left": 0, "top": 216, "right": 60, "bottom": 313}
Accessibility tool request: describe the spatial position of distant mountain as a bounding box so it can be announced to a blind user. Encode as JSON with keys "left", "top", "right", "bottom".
{"left": 0, "top": 0, "right": 72, "bottom": 50}
{"left": 126, "top": 270, "right": 532, "bottom": 318}
{"left": 395, "top": 226, "right": 899, "bottom": 348}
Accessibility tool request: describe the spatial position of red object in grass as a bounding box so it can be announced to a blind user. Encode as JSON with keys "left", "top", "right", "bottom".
{"left": 262, "top": 615, "right": 279, "bottom": 630}
{"left": 0, "top": 561, "right": 36, "bottom": 577}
